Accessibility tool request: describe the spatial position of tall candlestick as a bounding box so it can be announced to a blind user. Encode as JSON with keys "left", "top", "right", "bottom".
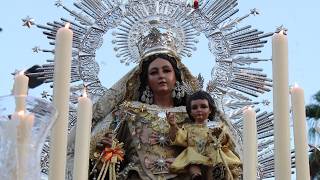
{"left": 49, "top": 23, "right": 73, "bottom": 180}
{"left": 73, "top": 89, "right": 92, "bottom": 180}
{"left": 272, "top": 29, "right": 291, "bottom": 180}
{"left": 243, "top": 107, "right": 257, "bottom": 180}
{"left": 291, "top": 84, "right": 310, "bottom": 180}
{"left": 14, "top": 71, "right": 29, "bottom": 112}
{"left": 13, "top": 111, "right": 34, "bottom": 180}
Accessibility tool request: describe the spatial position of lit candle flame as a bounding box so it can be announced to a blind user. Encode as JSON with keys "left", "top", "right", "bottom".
{"left": 65, "top": 22, "right": 71, "bottom": 29}
{"left": 279, "top": 30, "right": 284, "bottom": 35}
{"left": 16, "top": 110, "right": 26, "bottom": 120}
{"left": 244, "top": 106, "right": 253, "bottom": 113}
{"left": 290, "top": 83, "right": 299, "bottom": 94}
{"left": 18, "top": 110, "right": 25, "bottom": 116}
{"left": 18, "top": 70, "right": 25, "bottom": 76}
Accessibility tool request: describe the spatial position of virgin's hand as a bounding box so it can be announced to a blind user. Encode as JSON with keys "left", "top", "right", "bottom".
{"left": 96, "top": 132, "right": 113, "bottom": 151}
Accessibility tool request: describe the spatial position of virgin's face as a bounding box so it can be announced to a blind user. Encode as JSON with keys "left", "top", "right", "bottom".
{"left": 147, "top": 58, "right": 176, "bottom": 95}
{"left": 190, "top": 99, "right": 211, "bottom": 124}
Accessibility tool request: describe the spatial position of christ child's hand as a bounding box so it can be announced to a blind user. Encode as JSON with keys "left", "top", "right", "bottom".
{"left": 166, "top": 112, "right": 176, "bottom": 127}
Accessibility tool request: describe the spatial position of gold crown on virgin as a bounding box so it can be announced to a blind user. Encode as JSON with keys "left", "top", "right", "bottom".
{"left": 138, "top": 27, "right": 178, "bottom": 59}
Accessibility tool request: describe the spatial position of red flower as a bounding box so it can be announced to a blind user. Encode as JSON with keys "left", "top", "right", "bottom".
{"left": 193, "top": 0, "right": 199, "bottom": 9}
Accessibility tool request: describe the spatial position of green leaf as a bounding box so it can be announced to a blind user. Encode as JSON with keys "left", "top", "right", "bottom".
{"left": 306, "top": 104, "right": 320, "bottom": 120}
{"left": 314, "top": 90, "right": 320, "bottom": 103}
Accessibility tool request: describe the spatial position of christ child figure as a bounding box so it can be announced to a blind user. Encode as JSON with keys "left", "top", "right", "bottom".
{"left": 167, "top": 91, "right": 242, "bottom": 180}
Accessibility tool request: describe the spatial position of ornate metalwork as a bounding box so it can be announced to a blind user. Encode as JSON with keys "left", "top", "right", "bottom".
{"left": 112, "top": 0, "right": 199, "bottom": 64}
{"left": 26, "top": 0, "right": 280, "bottom": 178}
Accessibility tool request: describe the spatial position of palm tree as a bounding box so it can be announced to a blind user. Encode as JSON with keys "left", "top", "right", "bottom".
{"left": 306, "top": 90, "right": 320, "bottom": 179}
{"left": 309, "top": 146, "right": 320, "bottom": 179}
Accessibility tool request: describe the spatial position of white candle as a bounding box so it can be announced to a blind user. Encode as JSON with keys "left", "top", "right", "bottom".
{"left": 243, "top": 107, "right": 257, "bottom": 180}
{"left": 49, "top": 23, "right": 73, "bottom": 180}
{"left": 14, "top": 71, "right": 29, "bottom": 112}
{"left": 3, "top": 119, "right": 18, "bottom": 179}
{"left": 272, "top": 30, "right": 291, "bottom": 180}
{"left": 291, "top": 84, "right": 310, "bottom": 180}
{"left": 13, "top": 111, "right": 34, "bottom": 180}
{"left": 73, "top": 89, "right": 92, "bottom": 180}
{"left": 6, "top": 117, "right": 19, "bottom": 141}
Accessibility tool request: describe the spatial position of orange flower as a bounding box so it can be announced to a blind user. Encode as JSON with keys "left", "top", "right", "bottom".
{"left": 102, "top": 146, "right": 124, "bottom": 162}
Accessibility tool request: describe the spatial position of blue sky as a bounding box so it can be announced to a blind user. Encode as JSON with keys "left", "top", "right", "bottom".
{"left": 0, "top": 1, "right": 319, "bottom": 179}
{"left": 1, "top": 0, "right": 319, "bottom": 105}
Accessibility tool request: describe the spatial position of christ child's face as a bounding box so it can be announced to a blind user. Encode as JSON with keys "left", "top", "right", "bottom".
{"left": 190, "top": 99, "right": 211, "bottom": 124}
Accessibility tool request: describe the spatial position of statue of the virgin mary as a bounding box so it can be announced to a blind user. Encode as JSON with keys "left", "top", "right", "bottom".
{"left": 24, "top": 0, "right": 274, "bottom": 179}
{"left": 78, "top": 24, "right": 242, "bottom": 179}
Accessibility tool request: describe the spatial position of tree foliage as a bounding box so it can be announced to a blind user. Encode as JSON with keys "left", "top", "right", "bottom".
{"left": 305, "top": 90, "right": 320, "bottom": 179}
{"left": 309, "top": 148, "right": 320, "bottom": 179}
{"left": 306, "top": 90, "right": 320, "bottom": 120}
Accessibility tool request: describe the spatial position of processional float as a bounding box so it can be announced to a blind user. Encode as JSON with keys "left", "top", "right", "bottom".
{"left": 1, "top": 0, "right": 308, "bottom": 179}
